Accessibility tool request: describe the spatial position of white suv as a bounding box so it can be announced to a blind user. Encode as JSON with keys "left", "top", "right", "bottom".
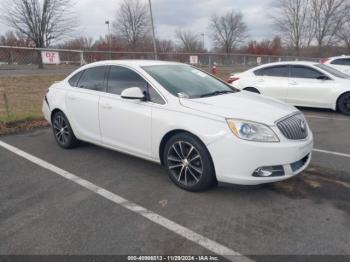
{"left": 321, "top": 56, "right": 350, "bottom": 76}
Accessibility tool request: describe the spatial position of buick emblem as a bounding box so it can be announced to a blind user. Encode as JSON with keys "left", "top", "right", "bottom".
{"left": 299, "top": 119, "right": 307, "bottom": 132}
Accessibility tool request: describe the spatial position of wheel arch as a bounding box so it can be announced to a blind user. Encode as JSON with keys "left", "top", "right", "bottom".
{"left": 50, "top": 107, "right": 79, "bottom": 138}
{"left": 159, "top": 129, "right": 212, "bottom": 167}
{"left": 50, "top": 108, "right": 64, "bottom": 122}
{"left": 335, "top": 91, "right": 350, "bottom": 110}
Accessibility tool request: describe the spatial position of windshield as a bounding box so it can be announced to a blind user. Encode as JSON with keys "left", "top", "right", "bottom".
{"left": 315, "top": 64, "right": 350, "bottom": 79}
{"left": 142, "top": 64, "right": 238, "bottom": 98}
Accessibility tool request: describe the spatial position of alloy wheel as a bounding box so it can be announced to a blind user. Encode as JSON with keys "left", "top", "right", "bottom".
{"left": 53, "top": 114, "right": 70, "bottom": 145}
{"left": 167, "top": 141, "right": 203, "bottom": 186}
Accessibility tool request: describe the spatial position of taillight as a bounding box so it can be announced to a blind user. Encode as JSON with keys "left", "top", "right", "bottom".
{"left": 227, "top": 77, "right": 240, "bottom": 84}
{"left": 320, "top": 58, "right": 330, "bottom": 64}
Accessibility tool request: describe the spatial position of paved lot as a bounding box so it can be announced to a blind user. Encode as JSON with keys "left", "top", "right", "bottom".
{"left": 0, "top": 108, "right": 349, "bottom": 261}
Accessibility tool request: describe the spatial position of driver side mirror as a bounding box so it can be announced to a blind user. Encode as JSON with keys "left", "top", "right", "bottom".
{"left": 121, "top": 87, "right": 145, "bottom": 100}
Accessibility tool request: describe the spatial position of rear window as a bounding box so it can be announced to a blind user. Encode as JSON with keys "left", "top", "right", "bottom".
{"left": 254, "top": 66, "right": 289, "bottom": 77}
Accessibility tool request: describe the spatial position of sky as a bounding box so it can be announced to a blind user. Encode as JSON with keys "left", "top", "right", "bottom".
{"left": 0, "top": 0, "right": 275, "bottom": 47}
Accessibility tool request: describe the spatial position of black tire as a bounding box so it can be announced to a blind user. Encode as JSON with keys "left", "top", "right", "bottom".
{"left": 244, "top": 87, "right": 260, "bottom": 94}
{"left": 337, "top": 92, "right": 350, "bottom": 116}
{"left": 163, "top": 132, "right": 216, "bottom": 192}
{"left": 52, "top": 111, "right": 80, "bottom": 149}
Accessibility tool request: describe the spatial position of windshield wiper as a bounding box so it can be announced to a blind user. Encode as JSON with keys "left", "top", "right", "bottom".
{"left": 200, "top": 90, "right": 234, "bottom": 98}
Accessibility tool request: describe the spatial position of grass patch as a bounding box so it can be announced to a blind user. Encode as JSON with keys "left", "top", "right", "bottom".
{"left": 0, "top": 74, "right": 65, "bottom": 122}
{"left": 0, "top": 74, "right": 65, "bottom": 135}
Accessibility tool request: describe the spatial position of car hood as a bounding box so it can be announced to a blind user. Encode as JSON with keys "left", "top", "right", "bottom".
{"left": 180, "top": 91, "right": 299, "bottom": 126}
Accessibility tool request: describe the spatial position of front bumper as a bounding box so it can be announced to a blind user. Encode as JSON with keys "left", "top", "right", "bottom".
{"left": 207, "top": 128, "right": 313, "bottom": 185}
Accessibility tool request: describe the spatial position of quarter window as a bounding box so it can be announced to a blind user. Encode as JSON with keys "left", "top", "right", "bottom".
{"left": 291, "top": 66, "right": 324, "bottom": 79}
{"left": 77, "top": 66, "right": 107, "bottom": 91}
{"left": 331, "top": 58, "right": 350, "bottom": 66}
{"left": 68, "top": 70, "right": 84, "bottom": 87}
{"left": 254, "top": 66, "right": 289, "bottom": 77}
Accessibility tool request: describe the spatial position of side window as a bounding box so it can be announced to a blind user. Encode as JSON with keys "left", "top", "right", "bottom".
{"left": 331, "top": 59, "right": 350, "bottom": 66}
{"left": 77, "top": 66, "right": 106, "bottom": 92}
{"left": 254, "top": 66, "right": 289, "bottom": 77}
{"left": 68, "top": 70, "right": 84, "bottom": 87}
{"left": 107, "top": 66, "right": 165, "bottom": 104}
{"left": 107, "top": 66, "right": 147, "bottom": 95}
{"left": 291, "top": 66, "right": 324, "bottom": 79}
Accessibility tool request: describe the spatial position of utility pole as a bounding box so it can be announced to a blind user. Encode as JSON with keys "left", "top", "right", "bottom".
{"left": 148, "top": 0, "right": 158, "bottom": 60}
{"left": 105, "top": 20, "right": 112, "bottom": 59}
{"left": 201, "top": 33, "right": 205, "bottom": 50}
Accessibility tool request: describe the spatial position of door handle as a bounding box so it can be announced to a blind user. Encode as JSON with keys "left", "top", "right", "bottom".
{"left": 257, "top": 79, "right": 264, "bottom": 83}
{"left": 289, "top": 81, "right": 298, "bottom": 85}
{"left": 100, "top": 103, "right": 112, "bottom": 109}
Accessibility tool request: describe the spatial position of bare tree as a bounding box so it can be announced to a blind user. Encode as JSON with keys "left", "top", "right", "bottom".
{"left": 1, "top": 0, "right": 76, "bottom": 68}
{"left": 113, "top": 0, "right": 150, "bottom": 50}
{"left": 337, "top": 10, "right": 350, "bottom": 53}
{"left": 157, "top": 39, "right": 175, "bottom": 53}
{"left": 209, "top": 11, "right": 247, "bottom": 53}
{"left": 59, "top": 37, "right": 94, "bottom": 50}
{"left": 271, "top": 0, "right": 314, "bottom": 55}
{"left": 175, "top": 29, "right": 202, "bottom": 52}
{"left": 310, "top": 0, "right": 348, "bottom": 55}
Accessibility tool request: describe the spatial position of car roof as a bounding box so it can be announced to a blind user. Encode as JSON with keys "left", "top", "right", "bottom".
{"left": 327, "top": 55, "right": 350, "bottom": 60}
{"left": 260, "top": 61, "right": 318, "bottom": 66}
{"left": 82, "top": 60, "right": 183, "bottom": 68}
{"left": 247, "top": 61, "right": 319, "bottom": 72}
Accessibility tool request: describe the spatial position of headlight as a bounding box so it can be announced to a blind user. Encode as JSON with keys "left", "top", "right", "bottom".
{"left": 227, "top": 119, "right": 279, "bottom": 142}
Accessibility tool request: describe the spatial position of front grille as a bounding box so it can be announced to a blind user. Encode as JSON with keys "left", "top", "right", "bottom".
{"left": 277, "top": 113, "right": 308, "bottom": 140}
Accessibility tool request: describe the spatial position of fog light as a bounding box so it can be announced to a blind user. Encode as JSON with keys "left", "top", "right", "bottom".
{"left": 253, "top": 166, "right": 285, "bottom": 177}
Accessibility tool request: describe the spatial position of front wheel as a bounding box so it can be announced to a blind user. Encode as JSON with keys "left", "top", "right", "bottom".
{"left": 52, "top": 111, "right": 80, "bottom": 149}
{"left": 163, "top": 133, "right": 216, "bottom": 192}
{"left": 337, "top": 92, "right": 350, "bottom": 115}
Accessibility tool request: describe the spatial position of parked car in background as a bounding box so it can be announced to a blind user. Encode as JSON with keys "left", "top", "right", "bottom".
{"left": 43, "top": 60, "right": 313, "bottom": 192}
{"left": 229, "top": 61, "right": 350, "bottom": 115}
{"left": 321, "top": 55, "right": 350, "bottom": 76}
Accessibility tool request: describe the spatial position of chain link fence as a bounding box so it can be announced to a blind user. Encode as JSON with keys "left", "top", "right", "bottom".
{"left": 0, "top": 45, "right": 320, "bottom": 123}
{"left": 0, "top": 45, "right": 320, "bottom": 70}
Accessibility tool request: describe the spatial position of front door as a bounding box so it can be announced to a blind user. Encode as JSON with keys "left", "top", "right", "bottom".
{"left": 99, "top": 66, "right": 153, "bottom": 158}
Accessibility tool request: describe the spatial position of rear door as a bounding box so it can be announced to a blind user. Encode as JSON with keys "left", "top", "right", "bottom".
{"left": 330, "top": 58, "right": 350, "bottom": 75}
{"left": 286, "top": 65, "right": 333, "bottom": 108}
{"left": 254, "top": 65, "right": 289, "bottom": 101}
{"left": 65, "top": 66, "right": 107, "bottom": 143}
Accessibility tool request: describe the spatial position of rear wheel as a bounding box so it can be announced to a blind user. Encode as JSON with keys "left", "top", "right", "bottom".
{"left": 163, "top": 133, "right": 216, "bottom": 192}
{"left": 337, "top": 92, "right": 350, "bottom": 115}
{"left": 244, "top": 87, "right": 260, "bottom": 94}
{"left": 52, "top": 111, "right": 80, "bottom": 149}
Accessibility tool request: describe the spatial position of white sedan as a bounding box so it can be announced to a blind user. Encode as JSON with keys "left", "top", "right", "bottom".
{"left": 43, "top": 60, "right": 313, "bottom": 191}
{"left": 229, "top": 61, "right": 350, "bottom": 115}
{"left": 321, "top": 55, "right": 350, "bottom": 76}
